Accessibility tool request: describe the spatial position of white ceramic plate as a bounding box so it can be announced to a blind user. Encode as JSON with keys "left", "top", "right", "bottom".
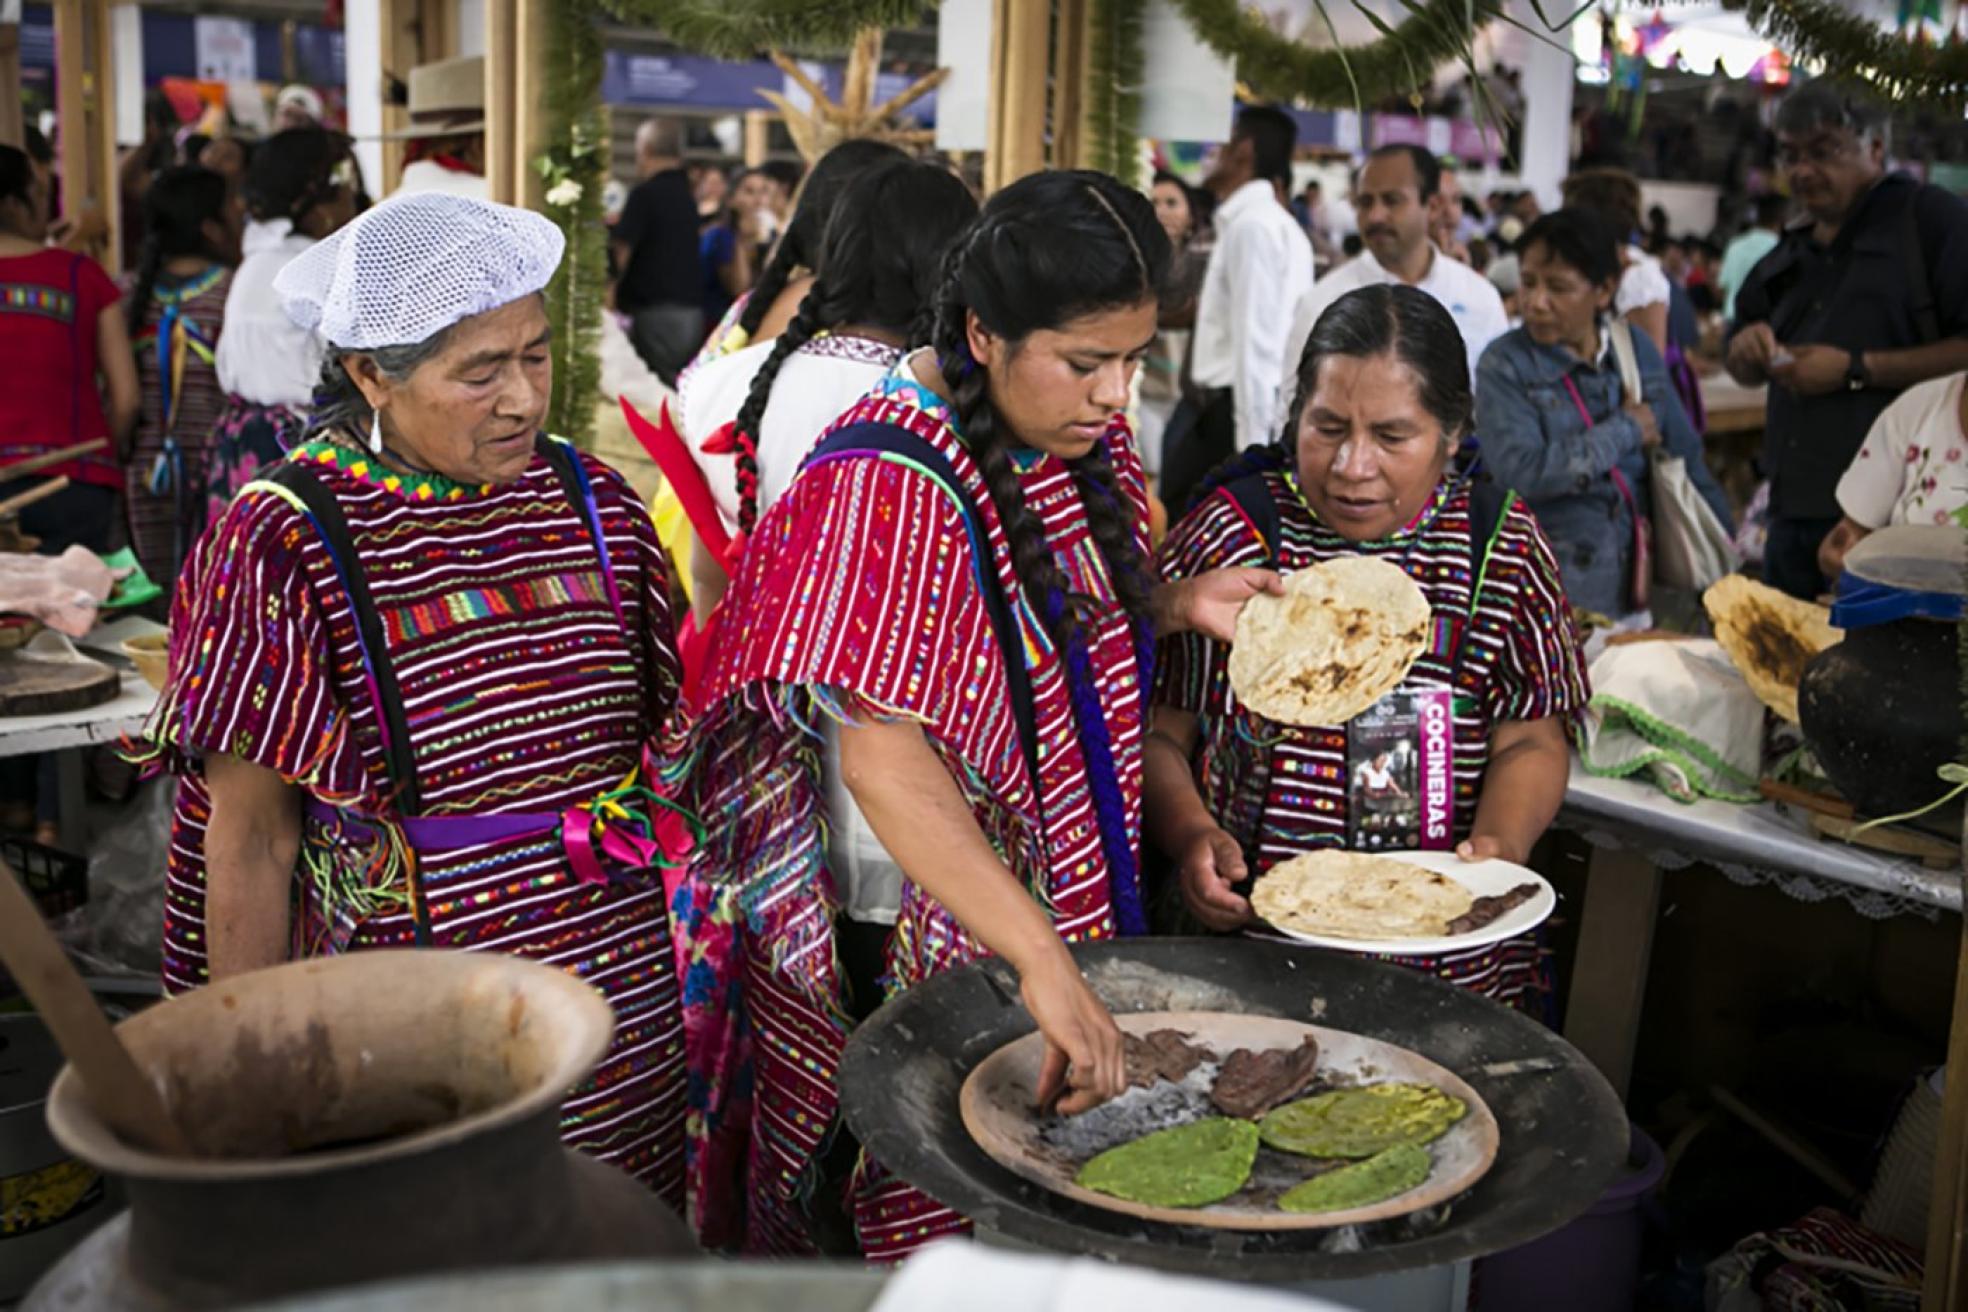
{"left": 1252, "top": 850, "right": 1556, "bottom": 956}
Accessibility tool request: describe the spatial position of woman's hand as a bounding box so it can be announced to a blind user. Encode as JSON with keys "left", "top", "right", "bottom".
{"left": 1455, "top": 834, "right": 1520, "bottom": 864}
{"left": 1177, "top": 825, "right": 1253, "bottom": 932}
{"left": 1817, "top": 516, "right": 1871, "bottom": 581}
{"left": 1154, "top": 568, "right": 1285, "bottom": 641}
{"left": 1624, "top": 397, "right": 1662, "bottom": 450}
{"left": 1023, "top": 948, "right": 1126, "bottom": 1115}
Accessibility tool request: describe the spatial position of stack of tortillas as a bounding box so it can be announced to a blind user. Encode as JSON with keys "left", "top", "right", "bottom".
{"left": 1702, "top": 575, "right": 1841, "bottom": 724}
{"left": 1228, "top": 557, "right": 1432, "bottom": 727}
{"left": 1252, "top": 851, "right": 1474, "bottom": 940}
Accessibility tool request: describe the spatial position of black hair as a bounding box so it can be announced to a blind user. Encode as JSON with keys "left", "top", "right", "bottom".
{"left": 127, "top": 166, "right": 232, "bottom": 339}
{"left": 0, "top": 145, "right": 30, "bottom": 212}
{"left": 735, "top": 138, "right": 905, "bottom": 343}
{"left": 1342, "top": 233, "right": 1364, "bottom": 257}
{"left": 1366, "top": 143, "right": 1441, "bottom": 201}
{"left": 22, "top": 126, "right": 51, "bottom": 167}
{"left": 1287, "top": 284, "right": 1472, "bottom": 446}
{"left": 244, "top": 127, "right": 350, "bottom": 226}
{"left": 727, "top": 159, "right": 978, "bottom": 535}
{"left": 932, "top": 169, "right": 1171, "bottom": 646}
{"left": 1235, "top": 105, "right": 1297, "bottom": 191}
{"left": 759, "top": 159, "right": 803, "bottom": 195}
{"left": 1775, "top": 83, "right": 1888, "bottom": 149}
{"left": 1151, "top": 169, "right": 1207, "bottom": 237}
{"left": 1518, "top": 207, "right": 1623, "bottom": 288}
{"left": 180, "top": 133, "right": 211, "bottom": 167}
{"left": 1561, "top": 167, "right": 1643, "bottom": 241}
{"left": 1753, "top": 193, "right": 1789, "bottom": 228}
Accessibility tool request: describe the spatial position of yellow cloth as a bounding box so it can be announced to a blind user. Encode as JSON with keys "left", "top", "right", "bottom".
{"left": 651, "top": 480, "right": 695, "bottom": 608}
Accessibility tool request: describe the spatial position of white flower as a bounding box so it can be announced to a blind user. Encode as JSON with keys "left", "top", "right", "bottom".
{"left": 545, "top": 178, "right": 583, "bottom": 208}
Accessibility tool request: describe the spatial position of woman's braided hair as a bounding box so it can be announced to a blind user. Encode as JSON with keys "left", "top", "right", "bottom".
{"left": 734, "top": 138, "right": 906, "bottom": 345}
{"left": 930, "top": 170, "right": 1171, "bottom": 651}
{"left": 728, "top": 159, "right": 978, "bottom": 536}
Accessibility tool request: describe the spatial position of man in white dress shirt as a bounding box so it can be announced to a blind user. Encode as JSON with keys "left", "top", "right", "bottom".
{"left": 1165, "top": 105, "right": 1315, "bottom": 510}
{"left": 1285, "top": 145, "right": 1508, "bottom": 390}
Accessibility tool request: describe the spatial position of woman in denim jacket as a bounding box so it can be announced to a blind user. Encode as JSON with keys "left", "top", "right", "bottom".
{"left": 1474, "top": 208, "right": 1731, "bottom": 617}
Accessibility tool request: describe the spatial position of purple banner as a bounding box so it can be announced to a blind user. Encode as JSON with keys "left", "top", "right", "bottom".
{"left": 1417, "top": 689, "right": 1454, "bottom": 851}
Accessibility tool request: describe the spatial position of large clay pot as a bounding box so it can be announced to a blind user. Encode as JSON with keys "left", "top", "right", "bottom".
{"left": 26, "top": 951, "right": 693, "bottom": 1311}
{"left": 1799, "top": 617, "right": 1964, "bottom": 821}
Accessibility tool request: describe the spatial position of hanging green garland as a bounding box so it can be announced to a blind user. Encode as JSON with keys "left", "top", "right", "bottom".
{"left": 598, "top": 0, "right": 922, "bottom": 60}
{"left": 1084, "top": 0, "right": 1147, "bottom": 187}
{"left": 536, "top": 0, "right": 608, "bottom": 445}
{"left": 1164, "top": 0, "right": 1505, "bottom": 107}
{"left": 1729, "top": 0, "right": 1968, "bottom": 110}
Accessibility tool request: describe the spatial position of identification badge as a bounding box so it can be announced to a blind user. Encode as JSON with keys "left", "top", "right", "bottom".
{"left": 1346, "top": 689, "right": 1454, "bottom": 852}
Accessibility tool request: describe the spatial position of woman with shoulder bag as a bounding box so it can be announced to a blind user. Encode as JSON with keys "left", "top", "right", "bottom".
{"left": 1475, "top": 208, "right": 1732, "bottom": 618}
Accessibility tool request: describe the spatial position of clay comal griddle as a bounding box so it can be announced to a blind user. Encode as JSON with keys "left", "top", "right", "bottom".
{"left": 841, "top": 938, "right": 1625, "bottom": 1283}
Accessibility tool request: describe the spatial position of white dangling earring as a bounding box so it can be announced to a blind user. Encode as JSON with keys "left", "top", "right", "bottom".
{"left": 368, "top": 409, "right": 384, "bottom": 456}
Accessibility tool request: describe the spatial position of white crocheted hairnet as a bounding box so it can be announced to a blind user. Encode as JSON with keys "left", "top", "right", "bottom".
{"left": 274, "top": 192, "right": 565, "bottom": 349}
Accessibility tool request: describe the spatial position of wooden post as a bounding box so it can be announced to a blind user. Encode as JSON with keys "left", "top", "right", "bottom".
{"left": 52, "top": 0, "right": 115, "bottom": 268}
{"left": 1561, "top": 845, "right": 1663, "bottom": 1102}
{"left": 1922, "top": 818, "right": 1968, "bottom": 1309}
{"left": 983, "top": 0, "right": 1049, "bottom": 192}
{"left": 508, "top": 0, "right": 546, "bottom": 209}
{"left": 482, "top": 0, "right": 516, "bottom": 203}
{"left": 0, "top": 24, "right": 23, "bottom": 149}
{"left": 1051, "top": 0, "right": 1088, "bottom": 172}
{"left": 742, "top": 109, "right": 770, "bottom": 168}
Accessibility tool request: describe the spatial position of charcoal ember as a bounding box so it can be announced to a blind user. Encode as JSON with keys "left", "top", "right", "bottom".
{"left": 1123, "top": 1029, "right": 1210, "bottom": 1089}
{"left": 1446, "top": 883, "right": 1540, "bottom": 936}
{"left": 1210, "top": 1036, "right": 1322, "bottom": 1119}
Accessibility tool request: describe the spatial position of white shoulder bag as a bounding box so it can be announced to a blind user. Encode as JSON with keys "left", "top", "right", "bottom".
{"left": 1608, "top": 321, "right": 1740, "bottom": 591}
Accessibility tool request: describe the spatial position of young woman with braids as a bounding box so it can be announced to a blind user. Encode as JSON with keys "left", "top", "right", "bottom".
{"left": 678, "top": 157, "right": 977, "bottom": 615}
{"left": 208, "top": 128, "right": 362, "bottom": 520}
{"left": 122, "top": 165, "right": 242, "bottom": 593}
{"left": 676, "top": 138, "right": 904, "bottom": 385}
{"left": 682, "top": 170, "right": 1279, "bottom": 1259}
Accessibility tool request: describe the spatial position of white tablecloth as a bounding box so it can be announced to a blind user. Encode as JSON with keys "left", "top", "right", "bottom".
{"left": 1558, "top": 764, "right": 1959, "bottom": 918}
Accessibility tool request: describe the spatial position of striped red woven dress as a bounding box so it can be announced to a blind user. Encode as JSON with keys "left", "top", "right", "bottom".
{"left": 1156, "top": 463, "right": 1589, "bottom": 1008}
{"left": 138, "top": 437, "right": 689, "bottom": 1200}
{"left": 681, "top": 371, "right": 1150, "bottom": 1259}
{"left": 125, "top": 264, "right": 232, "bottom": 592}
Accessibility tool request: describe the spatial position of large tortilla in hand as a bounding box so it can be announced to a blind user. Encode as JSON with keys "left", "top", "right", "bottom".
{"left": 1228, "top": 556, "right": 1431, "bottom": 727}
{"left": 1251, "top": 850, "right": 1474, "bottom": 941}
{"left": 1702, "top": 574, "right": 1840, "bottom": 725}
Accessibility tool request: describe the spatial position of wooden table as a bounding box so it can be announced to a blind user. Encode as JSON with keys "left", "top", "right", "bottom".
{"left": 1553, "top": 763, "right": 1957, "bottom": 1102}
{"left": 0, "top": 616, "right": 160, "bottom": 852}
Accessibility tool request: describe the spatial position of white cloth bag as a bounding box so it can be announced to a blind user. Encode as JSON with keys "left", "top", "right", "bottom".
{"left": 1608, "top": 321, "right": 1740, "bottom": 591}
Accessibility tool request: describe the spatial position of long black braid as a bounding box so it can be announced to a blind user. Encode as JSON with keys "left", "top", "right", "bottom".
{"left": 126, "top": 166, "right": 232, "bottom": 339}
{"left": 726, "top": 159, "right": 977, "bottom": 536}
{"left": 931, "top": 170, "right": 1172, "bottom": 651}
{"left": 733, "top": 138, "right": 907, "bottom": 345}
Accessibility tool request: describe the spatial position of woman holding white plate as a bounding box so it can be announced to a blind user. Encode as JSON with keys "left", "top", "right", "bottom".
{"left": 1144, "top": 284, "right": 1588, "bottom": 1009}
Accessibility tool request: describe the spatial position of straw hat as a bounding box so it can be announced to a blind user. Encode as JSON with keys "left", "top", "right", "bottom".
{"left": 382, "top": 54, "right": 485, "bottom": 140}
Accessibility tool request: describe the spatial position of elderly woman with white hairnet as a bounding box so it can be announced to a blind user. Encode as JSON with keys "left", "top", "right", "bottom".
{"left": 134, "top": 193, "right": 694, "bottom": 1212}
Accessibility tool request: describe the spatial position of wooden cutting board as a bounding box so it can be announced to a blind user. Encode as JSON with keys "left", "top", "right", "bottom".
{"left": 0, "top": 651, "right": 120, "bottom": 716}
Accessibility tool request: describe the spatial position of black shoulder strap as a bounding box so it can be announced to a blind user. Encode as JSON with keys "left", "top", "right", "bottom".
{"left": 262, "top": 460, "right": 423, "bottom": 818}
{"left": 805, "top": 421, "right": 1043, "bottom": 796}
